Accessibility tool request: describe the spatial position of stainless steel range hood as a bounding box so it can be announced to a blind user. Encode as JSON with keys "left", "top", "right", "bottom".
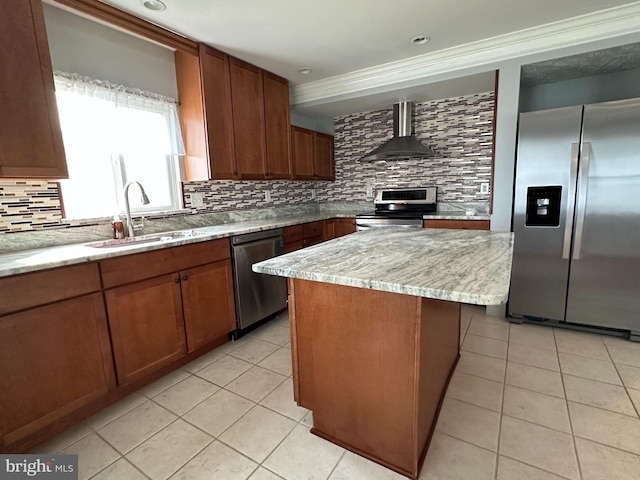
{"left": 360, "top": 102, "right": 436, "bottom": 161}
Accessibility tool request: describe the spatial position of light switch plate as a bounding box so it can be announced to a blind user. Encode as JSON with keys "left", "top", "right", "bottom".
{"left": 480, "top": 183, "right": 490, "bottom": 194}
{"left": 265, "top": 191, "right": 271, "bottom": 202}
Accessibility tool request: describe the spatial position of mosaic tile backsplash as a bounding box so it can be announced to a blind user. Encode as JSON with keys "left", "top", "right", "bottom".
{"left": 1, "top": 91, "right": 493, "bottom": 234}
{"left": 0, "top": 181, "right": 64, "bottom": 233}
{"left": 319, "top": 91, "right": 495, "bottom": 204}
{"left": 0, "top": 179, "right": 316, "bottom": 233}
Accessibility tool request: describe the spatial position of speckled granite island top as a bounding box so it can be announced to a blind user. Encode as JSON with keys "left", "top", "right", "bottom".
{"left": 253, "top": 227, "right": 514, "bottom": 305}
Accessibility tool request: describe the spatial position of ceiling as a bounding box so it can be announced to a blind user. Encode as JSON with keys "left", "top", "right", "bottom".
{"left": 98, "top": 0, "right": 640, "bottom": 117}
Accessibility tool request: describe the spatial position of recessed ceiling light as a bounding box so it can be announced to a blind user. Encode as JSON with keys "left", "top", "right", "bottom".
{"left": 411, "top": 35, "right": 431, "bottom": 45}
{"left": 298, "top": 68, "right": 312, "bottom": 75}
{"left": 140, "top": 0, "right": 166, "bottom": 11}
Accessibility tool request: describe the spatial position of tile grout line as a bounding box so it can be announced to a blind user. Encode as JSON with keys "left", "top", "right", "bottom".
{"left": 494, "top": 315, "right": 509, "bottom": 480}
{"left": 554, "top": 328, "right": 583, "bottom": 480}
{"left": 602, "top": 336, "right": 640, "bottom": 419}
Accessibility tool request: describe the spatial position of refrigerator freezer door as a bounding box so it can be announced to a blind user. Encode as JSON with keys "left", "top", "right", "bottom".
{"left": 565, "top": 98, "right": 640, "bottom": 332}
{"left": 509, "top": 106, "right": 583, "bottom": 321}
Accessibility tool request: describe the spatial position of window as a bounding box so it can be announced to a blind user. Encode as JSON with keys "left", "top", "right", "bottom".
{"left": 54, "top": 72, "right": 185, "bottom": 219}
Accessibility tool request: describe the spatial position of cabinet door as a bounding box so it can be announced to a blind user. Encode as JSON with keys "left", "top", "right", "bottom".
{"left": 181, "top": 260, "right": 236, "bottom": 352}
{"left": 0, "top": 0, "right": 68, "bottom": 178}
{"left": 0, "top": 294, "right": 114, "bottom": 446}
{"left": 334, "top": 218, "right": 356, "bottom": 237}
{"left": 230, "top": 58, "right": 267, "bottom": 179}
{"left": 291, "top": 126, "right": 315, "bottom": 179}
{"left": 263, "top": 72, "right": 292, "bottom": 178}
{"left": 314, "top": 132, "right": 335, "bottom": 180}
{"left": 283, "top": 240, "right": 303, "bottom": 254}
{"left": 200, "top": 46, "right": 237, "bottom": 179}
{"left": 322, "top": 219, "right": 335, "bottom": 241}
{"left": 105, "top": 274, "right": 187, "bottom": 385}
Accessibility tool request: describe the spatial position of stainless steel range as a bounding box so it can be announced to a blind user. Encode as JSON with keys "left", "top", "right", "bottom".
{"left": 356, "top": 187, "right": 437, "bottom": 231}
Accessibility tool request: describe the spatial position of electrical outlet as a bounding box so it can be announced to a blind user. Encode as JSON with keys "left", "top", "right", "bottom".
{"left": 311, "top": 188, "right": 317, "bottom": 199}
{"left": 480, "top": 183, "right": 490, "bottom": 194}
{"left": 191, "top": 192, "right": 204, "bottom": 207}
{"left": 265, "top": 191, "right": 271, "bottom": 202}
{"left": 366, "top": 186, "right": 374, "bottom": 197}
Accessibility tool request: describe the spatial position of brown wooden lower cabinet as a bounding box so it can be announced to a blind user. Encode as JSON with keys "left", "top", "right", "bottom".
{"left": 423, "top": 219, "right": 490, "bottom": 230}
{"left": 334, "top": 217, "right": 356, "bottom": 237}
{"left": 105, "top": 259, "right": 236, "bottom": 385}
{"left": 288, "top": 279, "right": 460, "bottom": 479}
{"left": 105, "top": 274, "right": 187, "bottom": 386}
{"left": 0, "top": 293, "right": 115, "bottom": 447}
{"left": 181, "top": 259, "right": 236, "bottom": 352}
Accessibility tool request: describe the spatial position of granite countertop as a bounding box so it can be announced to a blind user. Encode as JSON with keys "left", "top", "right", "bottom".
{"left": 0, "top": 207, "right": 492, "bottom": 278}
{"left": 253, "top": 227, "right": 513, "bottom": 305}
{"left": 0, "top": 212, "right": 348, "bottom": 278}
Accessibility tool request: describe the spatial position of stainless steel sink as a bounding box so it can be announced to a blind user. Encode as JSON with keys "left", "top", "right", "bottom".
{"left": 86, "top": 230, "right": 204, "bottom": 249}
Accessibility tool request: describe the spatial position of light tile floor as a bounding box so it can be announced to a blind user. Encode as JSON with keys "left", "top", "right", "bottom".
{"left": 34, "top": 306, "right": 640, "bottom": 480}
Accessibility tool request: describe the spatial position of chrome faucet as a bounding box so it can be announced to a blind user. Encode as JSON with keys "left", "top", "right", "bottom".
{"left": 123, "top": 181, "right": 150, "bottom": 238}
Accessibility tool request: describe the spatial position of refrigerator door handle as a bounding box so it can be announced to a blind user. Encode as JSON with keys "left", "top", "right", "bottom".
{"left": 573, "top": 142, "right": 591, "bottom": 260}
{"left": 562, "top": 143, "right": 580, "bottom": 259}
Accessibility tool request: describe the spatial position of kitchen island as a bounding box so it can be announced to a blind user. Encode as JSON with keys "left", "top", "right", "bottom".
{"left": 253, "top": 227, "right": 513, "bottom": 479}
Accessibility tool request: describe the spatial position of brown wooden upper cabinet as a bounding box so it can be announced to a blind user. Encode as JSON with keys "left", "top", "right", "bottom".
{"left": 0, "top": 0, "right": 68, "bottom": 178}
{"left": 291, "top": 126, "right": 335, "bottom": 180}
{"left": 175, "top": 45, "right": 291, "bottom": 181}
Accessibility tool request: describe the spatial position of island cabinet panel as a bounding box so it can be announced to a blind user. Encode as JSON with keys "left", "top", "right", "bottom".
{"left": 230, "top": 58, "right": 268, "bottom": 179}
{"left": 333, "top": 218, "right": 356, "bottom": 237}
{"left": 181, "top": 259, "right": 236, "bottom": 352}
{"left": 0, "top": 293, "right": 114, "bottom": 447}
{"left": 0, "top": 0, "right": 68, "bottom": 179}
{"left": 289, "top": 279, "right": 459, "bottom": 479}
{"left": 423, "top": 219, "right": 490, "bottom": 230}
{"left": 105, "top": 274, "right": 187, "bottom": 386}
{"left": 263, "top": 71, "right": 292, "bottom": 178}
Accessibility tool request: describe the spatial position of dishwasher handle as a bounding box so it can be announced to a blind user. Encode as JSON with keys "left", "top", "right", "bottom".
{"left": 231, "top": 228, "right": 283, "bottom": 246}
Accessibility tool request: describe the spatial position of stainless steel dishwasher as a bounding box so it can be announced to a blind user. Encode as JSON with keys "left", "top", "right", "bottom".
{"left": 230, "top": 229, "right": 287, "bottom": 332}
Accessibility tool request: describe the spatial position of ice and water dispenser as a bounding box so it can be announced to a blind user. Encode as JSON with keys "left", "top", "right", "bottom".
{"left": 525, "top": 186, "right": 562, "bottom": 227}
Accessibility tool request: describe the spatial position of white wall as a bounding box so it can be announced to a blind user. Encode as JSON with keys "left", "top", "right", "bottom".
{"left": 290, "top": 112, "right": 334, "bottom": 134}
{"left": 43, "top": 3, "right": 178, "bottom": 99}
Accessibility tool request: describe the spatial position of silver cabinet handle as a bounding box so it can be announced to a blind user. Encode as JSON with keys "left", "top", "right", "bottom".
{"left": 573, "top": 142, "right": 591, "bottom": 260}
{"left": 563, "top": 143, "right": 580, "bottom": 259}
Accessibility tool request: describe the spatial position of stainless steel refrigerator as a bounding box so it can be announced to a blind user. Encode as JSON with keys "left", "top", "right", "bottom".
{"left": 509, "top": 98, "right": 640, "bottom": 340}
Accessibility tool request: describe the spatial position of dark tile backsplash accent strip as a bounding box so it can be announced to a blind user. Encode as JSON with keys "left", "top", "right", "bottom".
{"left": 320, "top": 91, "right": 494, "bottom": 203}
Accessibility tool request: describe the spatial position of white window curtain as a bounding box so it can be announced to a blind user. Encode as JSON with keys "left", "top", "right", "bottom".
{"left": 54, "top": 71, "right": 185, "bottom": 219}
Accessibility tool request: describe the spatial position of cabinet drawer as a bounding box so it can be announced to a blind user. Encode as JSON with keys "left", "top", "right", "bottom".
{"left": 0, "top": 263, "right": 101, "bottom": 315}
{"left": 423, "top": 219, "right": 490, "bottom": 230}
{"left": 303, "top": 221, "right": 323, "bottom": 238}
{"left": 283, "top": 225, "right": 303, "bottom": 243}
{"left": 101, "top": 239, "right": 230, "bottom": 289}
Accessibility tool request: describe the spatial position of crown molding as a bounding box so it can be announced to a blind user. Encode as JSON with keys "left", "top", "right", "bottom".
{"left": 291, "top": 2, "right": 640, "bottom": 107}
